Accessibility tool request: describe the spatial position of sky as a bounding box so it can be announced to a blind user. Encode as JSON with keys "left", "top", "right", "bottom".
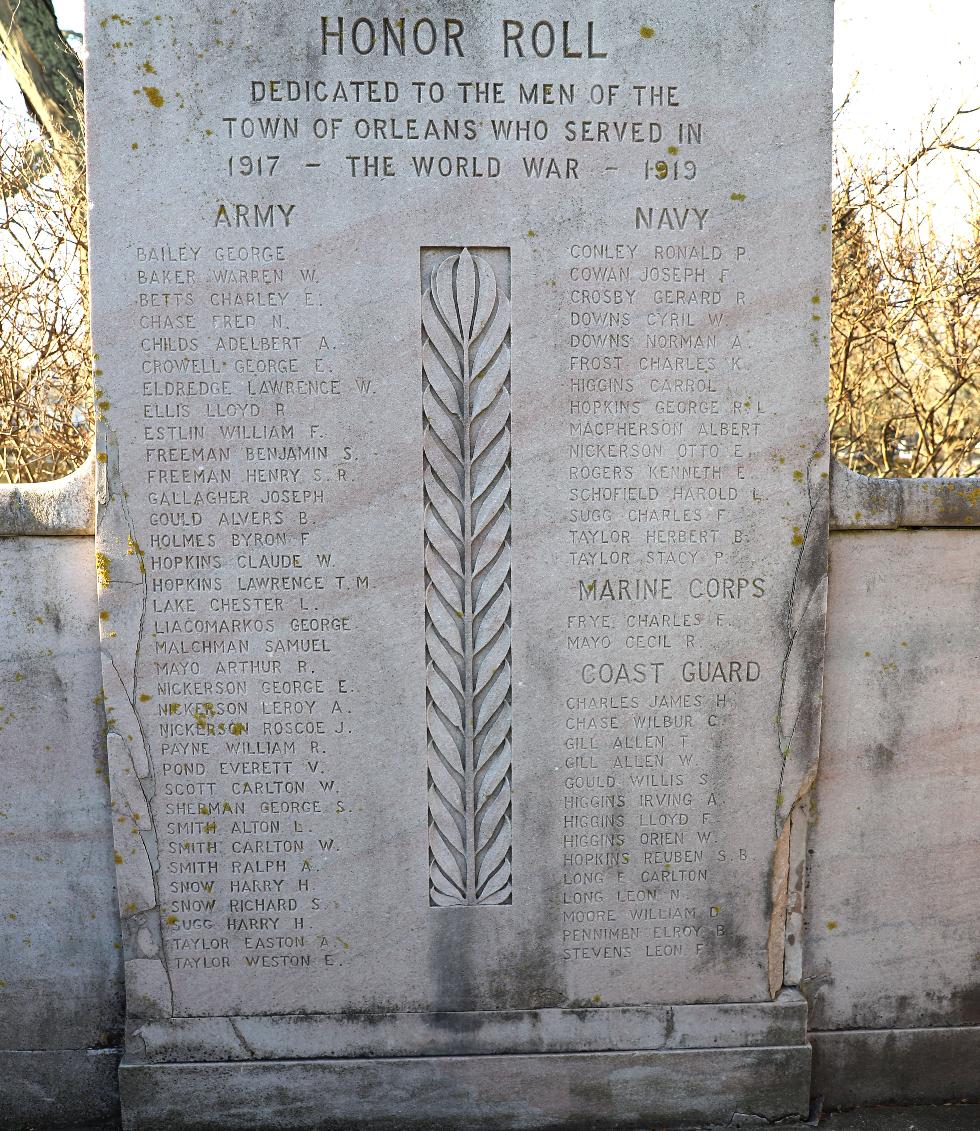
{"left": 2, "top": 1, "right": 979, "bottom": 233}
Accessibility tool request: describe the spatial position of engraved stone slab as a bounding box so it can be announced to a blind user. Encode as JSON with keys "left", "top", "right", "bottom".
{"left": 85, "top": 0, "right": 832, "bottom": 1105}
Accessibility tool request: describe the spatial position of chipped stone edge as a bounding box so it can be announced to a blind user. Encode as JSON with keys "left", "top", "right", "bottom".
{"left": 131, "top": 997, "right": 808, "bottom": 1064}
{"left": 830, "top": 461, "right": 980, "bottom": 530}
{"left": 0, "top": 450, "right": 97, "bottom": 536}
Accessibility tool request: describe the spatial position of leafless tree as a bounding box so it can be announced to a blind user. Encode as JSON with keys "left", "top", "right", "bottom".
{"left": 0, "top": 0, "right": 89, "bottom": 482}
{"left": 831, "top": 108, "right": 980, "bottom": 477}
{"left": 0, "top": 128, "right": 90, "bottom": 481}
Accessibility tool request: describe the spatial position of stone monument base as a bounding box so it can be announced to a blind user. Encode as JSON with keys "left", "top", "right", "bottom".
{"left": 119, "top": 997, "right": 810, "bottom": 1130}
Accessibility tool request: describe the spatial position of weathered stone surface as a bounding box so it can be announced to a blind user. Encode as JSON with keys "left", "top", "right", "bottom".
{"left": 818, "top": 1100, "right": 980, "bottom": 1129}
{"left": 0, "top": 451, "right": 96, "bottom": 536}
{"left": 830, "top": 463, "right": 980, "bottom": 530}
{"left": 131, "top": 992, "right": 806, "bottom": 1062}
{"left": 0, "top": 1049, "right": 120, "bottom": 1131}
{"left": 811, "top": 1027, "right": 980, "bottom": 1109}
{"left": 119, "top": 1045, "right": 811, "bottom": 1131}
{"left": 83, "top": 0, "right": 831, "bottom": 1122}
{"left": 0, "top": 537, "right": 123, "bottom": 1126}
{"left": 805, "top": 530, "right": 980, "bottom": 1032}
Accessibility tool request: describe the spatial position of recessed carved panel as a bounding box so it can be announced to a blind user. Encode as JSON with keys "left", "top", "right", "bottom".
{"left": 421, "top": 248, "right": 512, "bottom": 907}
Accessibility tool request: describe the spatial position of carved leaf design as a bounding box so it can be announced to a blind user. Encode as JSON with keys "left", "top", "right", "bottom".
{"left": 425, "top": 508, "right": 462, "bottom": 575}
{"left": 427, "top": 704, "right": 464, "bottom": 774}
{"left": 472, "top": 346, "right": 510, "bottom": 416}
{"left": 425, "top": 548, "right": 462, "bottom": 613}
{"left": 427, "top": 662, "right": 463, "bottom": 730}
{"left": 475, "top": 662, "right": 510, "bottom": 735}
{"left": 429, "top": 787, "right": 464, "bottom": 855}
{"left": 473, "top": 510, "right": 509, "bottom": 576}
{"left": 473, "top": 430, "right": 510, "bottom": 499}
{"left": 426, "top": 626, "right": 463, "bottom": 694}
{"left": 423, "top": 248, "right": 512, "bottom": 906}
{"left": 475, "top": 586, "right": 510, "bottom": 654}
{"left": 475, "top": 551, "right": 511, "bottom": 616}
{"left": 426, "top": 587, "right": 462, "bottom": 656}
{"left": 422, "top": 389, "right": 462, "bottom": 459}
{"left": 474, "top": 631, "right": 509, "bottom": 693}
{"left": 476, "top": 738, "right": 511, "bottom": 808}
{"left": 471, "top": 293, "right": 511, "bottom": 378}
{"left": 473, "top": 391, "right": 511, "bottom": 463}
{"left": 477, "top": 711, "right": 510, "bottom": 772}
{"left": 474, "top": 470, "right": 511, "bottom": 538}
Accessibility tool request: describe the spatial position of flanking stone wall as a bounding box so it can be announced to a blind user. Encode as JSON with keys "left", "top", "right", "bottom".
{"left": 806, "top": 527, "right": 980, "bottom": 1108}
{"left": 0, "top": 462, "right": 975, "bottom": 1128}
{"left": 0, "top": 510, "right": 123, "bottom": 1130}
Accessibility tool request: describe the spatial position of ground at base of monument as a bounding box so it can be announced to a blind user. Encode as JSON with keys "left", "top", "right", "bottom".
{"left": 697, "top": 1104, "right": 980, "bottom": 1130}
{"left": 815, "top": 1103, "right": 980, "bottom": 1130}
{"left": 7, "top": 1103, "right": 979, "bottom": 1131}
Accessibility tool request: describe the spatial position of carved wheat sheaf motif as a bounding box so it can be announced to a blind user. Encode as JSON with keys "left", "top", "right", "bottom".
{"left": 422, "top": 248, "right": 512, "bottom": 907}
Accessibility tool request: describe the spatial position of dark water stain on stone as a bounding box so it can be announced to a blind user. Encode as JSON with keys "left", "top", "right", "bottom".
{"left": 870, "top": 742, "right": 896, "bottom": 769}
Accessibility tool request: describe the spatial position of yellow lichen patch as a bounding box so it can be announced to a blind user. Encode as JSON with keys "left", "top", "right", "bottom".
{"left": 193, "top": 702, "right": 216, "bottom": 733}
{"left": 131, "top": 142, "right": 139, "bottom": 150}
{"left": 730, "top": 192, "right": 746, "bottom": 202}
{"left": 165, "top": 915, "right": 177, "bottom": 925}
{"left": 229, "top": 721, "right": 245, "bottom": 735}
{"left": 139, "top": 693, "right": 153, "bottom": 702}
{"left": 639, "top": 25, "right": 655, "bottom": 39}
{"left": 142, "top": 60, "right": 156, "bottom": 73}
{"left": 95, "top": 553, "right": 112, "bottom": 588}
{"left": 142, "top": 86, "right": 165, "bottom": 108}
{"left": 97, "top": 451, "right": 108, "bottom": 463}
{"left": 791, "top": 527, "right": 804, "bottom": 546}
{"left": 826, "top": 920, "right": 838, "bottom": 930}
{"left": 527, "top": 229, "right": 537, "bottom": 237}
{"left": 667, "top": 145, "right": 678, "bottom": 155}
{"left": 792, "top": 470, "right": 803, "bottom": 481}
{"left": 99, "top": 610, "right": 110, "bottom": 621}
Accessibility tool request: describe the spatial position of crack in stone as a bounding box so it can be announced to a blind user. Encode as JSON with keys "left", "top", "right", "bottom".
{"left": 229, "top": 1019, "right": 259, "bottom": 1059}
